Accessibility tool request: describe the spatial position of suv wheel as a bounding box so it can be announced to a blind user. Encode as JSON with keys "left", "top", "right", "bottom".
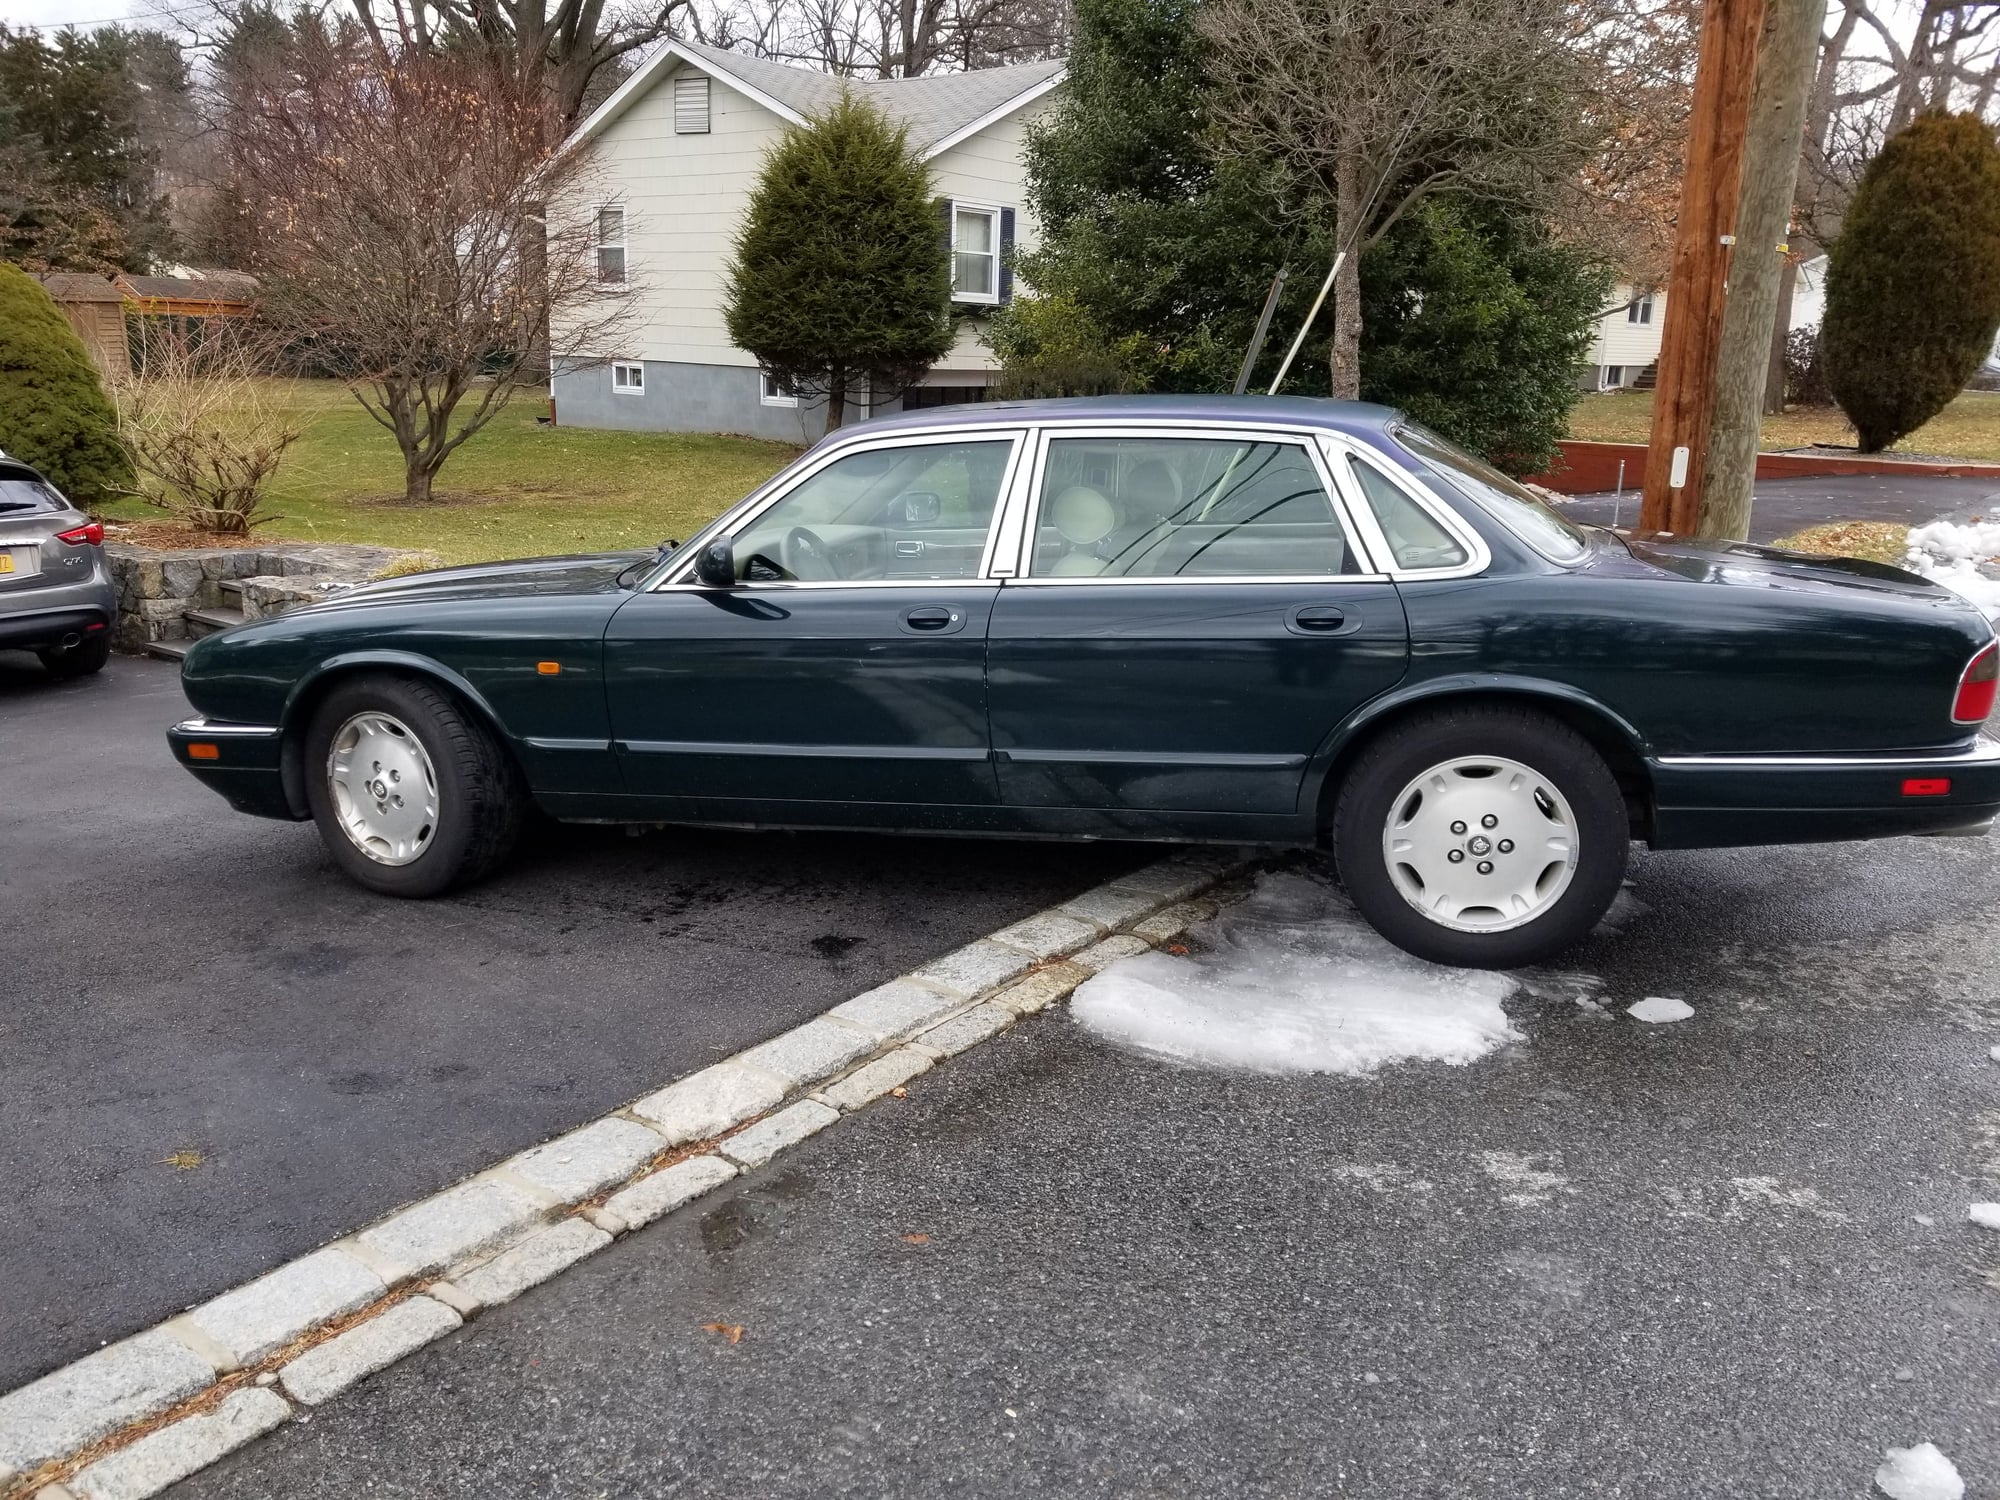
{"left": 38, "top": 636, "right": 110, "bottom": 678}
{"left": 303, "top": 674, "right": 525, "bottom": 897}
{"left": 1333, "top": 704, "right": 1628, "bottom": 968}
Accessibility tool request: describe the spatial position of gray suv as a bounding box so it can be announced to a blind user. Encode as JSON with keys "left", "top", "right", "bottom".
{"left": 0, "top": 454, "right": 117, "bottom": 677}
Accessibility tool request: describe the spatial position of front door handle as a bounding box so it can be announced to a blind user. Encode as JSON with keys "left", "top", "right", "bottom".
{"left": 1290, "top": 606, "right": 1347, "bottom": 633}
{"left": 902, "top": 605, "right": 965, "bottom": 634}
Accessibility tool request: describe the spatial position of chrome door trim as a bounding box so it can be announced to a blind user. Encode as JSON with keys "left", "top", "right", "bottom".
{"left": 1655, "top": 737, "right": 2000, "bottom": 769}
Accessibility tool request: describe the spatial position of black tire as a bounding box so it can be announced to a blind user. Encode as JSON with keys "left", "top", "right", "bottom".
{"left": 303, "top": 673, "right": 524, "bottom": 898}
{"left": 37, "top": 635, "right": 110, "bottom": 678}
{"left": 1331, "top": 704, "right": 1628, "bottom": 969}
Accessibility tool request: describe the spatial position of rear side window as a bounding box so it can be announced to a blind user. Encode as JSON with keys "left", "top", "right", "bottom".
{"left": 1393, "top": 424, "right": 1588, "bottom": 565}
{"left": 1348, "top": 458, "right": 1468, "bottom": 570}
{"left": 1030, "top": 436, "right": 1361, "bottom": 578}
{"left": 0, "top": 474, "right": 66, "bottom": 515}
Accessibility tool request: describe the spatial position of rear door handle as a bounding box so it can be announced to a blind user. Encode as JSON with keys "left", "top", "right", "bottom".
{"left": 1289, "top": 605, "right": 1347, "bottom": 633}
{"left": 901, "top": 605, "right": 965, "bottom": 634}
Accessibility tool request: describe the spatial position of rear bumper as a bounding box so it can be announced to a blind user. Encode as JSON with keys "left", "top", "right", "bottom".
{"left": 168, "top": 717, "right": 304, "bottom": 821}
{"left": 1648, "top": 736, "right": 2000, "bottom": 848}
{"left": 0, "top": 572, "right": 116, "bottom": 650}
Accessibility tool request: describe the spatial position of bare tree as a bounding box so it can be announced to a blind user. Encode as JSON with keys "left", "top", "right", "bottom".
{"left": 227, "top": 35, "right": 632, "bottom": 503}
{"left": 692, "top": 0, "right": 1068, "bottom": 77}
{"left": 1199, "top": 0, "right": 1608, "bottom": 397}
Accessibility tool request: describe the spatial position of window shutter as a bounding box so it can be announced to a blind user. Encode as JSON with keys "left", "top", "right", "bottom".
{"left": 939, "top": 199, "right": 956, "bottom": 297}
{"left": 999, "top": 208, "right": 1016, "bottom": 304}
{"left": 675, "top": 74, "right": 710, "bottom": 134}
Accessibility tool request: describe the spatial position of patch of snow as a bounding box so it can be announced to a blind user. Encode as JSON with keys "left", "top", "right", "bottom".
{"left": 1067, "top": 870, "right": 1520, "bottom": 1076}
{"left": 1874, "top": 1442, "right": 1964, "bottom": 1500}
{"left": 1628, "top": 996, "right": 1695, "bottom": 1024}
{"left": 1479, "top": 1149, "right": 1569, "bottom": 1207}
{"left": 1329, "top": 1161, "right": 1434, "bottom": 1195}
{"left": 1989, "top": 1045, "right": 2000, "bottom": 1063}
{"left": 1968, "top": 1203, "right": 2000, "bottom": 1230}
{"left": 1904, "top": 522, "right": 2000, "bottom": 619}
{"left": 1730, "top": 1176, "right": 1850, "bottom": 1223}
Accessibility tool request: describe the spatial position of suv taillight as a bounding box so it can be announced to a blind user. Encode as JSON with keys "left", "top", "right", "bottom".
{"left": 54, "top": 521, "right": 103, "bottom": 547}
{"left": 1952, "top": 641, "right": 1998, "bottom": 724}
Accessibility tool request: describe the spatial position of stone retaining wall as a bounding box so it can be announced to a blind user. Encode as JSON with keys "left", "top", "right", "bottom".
{"left": 106, "top": 542, "right": 429, "bottom": 651}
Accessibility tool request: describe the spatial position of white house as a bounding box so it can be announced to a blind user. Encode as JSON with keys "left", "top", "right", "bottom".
{"left": 1580, "top": 283, "right": 1666, "bottom": 391}
{"left": 554, "top": 40, "right": 1065, "bottom": 441}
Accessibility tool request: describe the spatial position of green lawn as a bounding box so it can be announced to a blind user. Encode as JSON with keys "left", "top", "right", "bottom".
{"left": 101, "top": 380, "right": 802, "bottom": 565}
{"left": 1565, "top": 389, "right": 2000, "bottom": 463}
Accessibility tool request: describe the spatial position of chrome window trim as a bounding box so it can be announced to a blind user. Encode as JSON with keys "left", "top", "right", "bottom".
{"left": 1655, "top": 737, "right": 2000, "bottom": 769}
{"left": 1008, "top": 423, "right": 1393, "bottom": 585}
{"left": 652, "top": 427, "right": 1028, "bottom": 592}
{"left": 1318, "top": 433, "right": 1493, "bottom": 582}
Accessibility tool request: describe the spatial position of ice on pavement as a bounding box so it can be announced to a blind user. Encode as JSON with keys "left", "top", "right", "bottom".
{"left": 1873, "top": 1442, "right": 1964, "bottom": 1500}
{"left": 1904, "top": 521, "right": 2000, "bottom": 619}
{"left": 1067, "top": 869, "right": 1520, "bottom": 1076}
{"left": 1968, "top": 1203, "right": 2000, "bottom": 1230}
{"left": 1628, "top": 996, "right": 1694, "bottom": 1024}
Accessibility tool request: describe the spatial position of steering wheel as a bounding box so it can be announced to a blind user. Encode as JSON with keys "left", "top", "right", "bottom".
{"left": 782, "top": 525, "right": 839, "bottom": 581}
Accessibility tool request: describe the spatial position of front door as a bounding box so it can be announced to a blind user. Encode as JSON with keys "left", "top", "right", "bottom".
{"left": 986, "top": 429, "right": 1410, "bottom": 826}
{"left": 605, "top": 431, "right": 1023, "bottom": 819}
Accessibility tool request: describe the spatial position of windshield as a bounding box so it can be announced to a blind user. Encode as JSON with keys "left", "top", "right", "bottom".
{"left": 1393, "top": 425, "right": 1590, "bottom": 565}
{"left": 0, "top": 475, "right": 66, "bottom": 516}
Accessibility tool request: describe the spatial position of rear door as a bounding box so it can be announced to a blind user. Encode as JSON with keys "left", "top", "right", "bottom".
{"left": 985, "top": 425, "right": 1410, "bottom": 823}
{"left": 604, "top": 429, "right": 1026, "bottom": 818}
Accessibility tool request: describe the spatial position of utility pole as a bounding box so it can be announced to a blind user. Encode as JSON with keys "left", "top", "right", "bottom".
{"left": 1639, "top": 0, "right": 1768, "bottom": 535}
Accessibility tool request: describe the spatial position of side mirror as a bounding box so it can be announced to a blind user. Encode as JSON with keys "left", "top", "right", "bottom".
{"left": 694, "top": 537, "right": 736, "bottom": 588}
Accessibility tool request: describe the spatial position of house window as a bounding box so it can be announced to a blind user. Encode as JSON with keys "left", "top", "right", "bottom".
{"left": 1602, "top": 364, "right": 1624, "bottom": 388}
{"left": 612, "top": 361, "right": 644, "bottom": 395}
{"left": 1628, "top": 293, "right": 1654, "bottom": 325}
{"left": 596, "top": 207, "right": 626, "bottom": 283}
{"left": 675, "top": 75, "right": 710, "bottom": 134}
{"left": 950, "top": 203, "right": 1000, "bottom": 304}
{"left": 760, "top": 371, "right": 798, "bottom": 407}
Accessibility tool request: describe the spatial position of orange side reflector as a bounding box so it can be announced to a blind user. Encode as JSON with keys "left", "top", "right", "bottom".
{"left": 1903, "top": 777, "right": 1951, "bottom": 797}
{"left": 187, "top": 743, "right": 220, "bottom": 761}
{"left": 536, "top": 661, "right": 562, "bottom": 675}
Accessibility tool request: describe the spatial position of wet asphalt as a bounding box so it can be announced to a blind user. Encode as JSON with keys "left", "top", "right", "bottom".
{"left": 1557, "top": 472, "right": 2000, "bottom": 543}
{"left": 0, "top": 652, "right": 1144, "bottom": 1391}
{"left": 171, "top": 831, "right": 2000, "bottom": 1500}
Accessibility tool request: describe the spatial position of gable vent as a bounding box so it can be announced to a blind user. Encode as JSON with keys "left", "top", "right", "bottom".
{"left": 674, "top": 74, "right": 710, "bottom": 134}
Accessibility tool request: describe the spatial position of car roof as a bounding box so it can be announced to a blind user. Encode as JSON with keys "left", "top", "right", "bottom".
{"left": 859, "top": 394, "right": 1404, "bottom": 441}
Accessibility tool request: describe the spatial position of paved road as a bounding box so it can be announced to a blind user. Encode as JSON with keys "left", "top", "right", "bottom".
{"left": 1558, "top": 472, "right": 2000, "bottom": 543}
{"left": 181, "top": 830, "right": 2000, "bottom": 1500}
{"left": 0, "top": 652, "right": 1145, "bottom": 1391}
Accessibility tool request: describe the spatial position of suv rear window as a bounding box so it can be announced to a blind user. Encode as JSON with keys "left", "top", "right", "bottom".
{"left": 0, "top": 473, "right": 67, "bottom": 516}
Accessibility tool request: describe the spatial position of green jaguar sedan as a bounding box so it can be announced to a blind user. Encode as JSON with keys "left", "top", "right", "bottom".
{"left": 167, "top": 396, "right": 2000, "bottom": 968}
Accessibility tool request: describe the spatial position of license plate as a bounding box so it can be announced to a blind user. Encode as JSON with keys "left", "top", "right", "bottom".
{"left": 0, "top": 555, "right": 13, "bottom": 574}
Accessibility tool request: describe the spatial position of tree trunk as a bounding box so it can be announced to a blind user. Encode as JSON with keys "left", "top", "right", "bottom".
{"left": 1328, "top": 154, "right": 1363, "bottom": 399}
{"left": 1763, "top": 249, "right": 1801, "bottom": 414}
{"left": 826, "top": 371, "right": 847, "bottom": 432}
{"left": 1890, "top": 0, "right": 1949, "bottom": 132}
{"left": 1698, "top": 0, "right": 1821, "bottom": 540}
{"left": 405, "top": 452, "right": 436, "bottom": 505}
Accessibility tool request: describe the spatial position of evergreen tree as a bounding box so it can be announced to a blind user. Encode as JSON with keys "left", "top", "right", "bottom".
{"left": 0, "top": 263, "right": 131, "bottom": 507}
{"left": 1823, "top": 112, "right": 2000, "bottom": 453}
{"left": 724, "top": 94, "right": 954, "bottom": 432}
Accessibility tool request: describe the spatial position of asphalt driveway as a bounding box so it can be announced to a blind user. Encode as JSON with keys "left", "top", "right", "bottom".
{"left": 1558, "top": 472, "right": 2000, "bottom": 542}
{"left": 0, "top": 652, "right": 1145, "bottom": 1392}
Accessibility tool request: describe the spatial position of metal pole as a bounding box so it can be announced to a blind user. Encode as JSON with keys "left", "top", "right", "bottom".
{"left": 1234, "top": 266, "right": 1290, "bottom": 396}
{"left": 1612, "top": 459, "right": 1626, "bottom": 528}
{"left": 1269, "top": 252, "right": 1344, "bottom": 396}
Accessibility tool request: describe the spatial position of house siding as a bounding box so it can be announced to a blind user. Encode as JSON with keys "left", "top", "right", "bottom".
{"left": 1586, "top": 284, "right": 1666, "bottom": 385}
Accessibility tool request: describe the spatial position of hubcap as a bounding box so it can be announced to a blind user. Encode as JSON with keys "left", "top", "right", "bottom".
{"left": 326, "top": 711, "right": 440, "bottom": 866}
{"left": 1381, "top": 755, "right": 1579, "bottom": 934}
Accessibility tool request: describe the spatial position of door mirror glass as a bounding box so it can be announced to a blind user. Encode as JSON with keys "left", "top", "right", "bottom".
{"left": 695, "top": 537, "right": 735, "bottom": 587}
{"left": 1029, "top": 437, "right": 1360, "bottom": 578}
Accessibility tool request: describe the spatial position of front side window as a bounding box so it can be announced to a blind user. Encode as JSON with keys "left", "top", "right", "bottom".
{"left": 725, "top": 438, "right": 1015, "bottom": 582}
{"left": 951, "top": 204, "right": 999, "bottom": 303}
{"left": 1393, "top": 424, "right": 1589, "bottom": 565}
{"left": 1348, "top": 458, "right": 1468, "bottom": 571}
{"left": 1029, "top": 436, "right": 1359, "bottom": 579}
{"left": 596, "top": 206, "right": 626, "bottom": 283}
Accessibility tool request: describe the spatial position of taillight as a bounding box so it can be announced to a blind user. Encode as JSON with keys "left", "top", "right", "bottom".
{"left": 1952, "top": 641, "right": 1999, "bottom": 724}
{"left": 54, "top": 521, "right": 103, "bottom": 547}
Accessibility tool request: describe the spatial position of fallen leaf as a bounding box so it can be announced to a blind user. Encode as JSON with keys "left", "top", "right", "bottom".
{"left": 900, "top": 1232, "right": 930, "bottom": 1245}
{"left": 701, "top": 1322, "right": 745, "bottom": 1345}
{"left": 889, "top": 1086, "right": 909, "bottom": 1099}
{"left": 1166, "top": 944, "right": 1190, "bottom": 956}
{"left": 161, "top": 1150, "right": 203, "bottom": 1170}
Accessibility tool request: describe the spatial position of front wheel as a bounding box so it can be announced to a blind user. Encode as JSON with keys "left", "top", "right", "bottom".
{"left": 1332, "top": 705, "right": 1629, "bottom": 969}
{"left": 303, "top": 674, "right": 525, "bottom": 897}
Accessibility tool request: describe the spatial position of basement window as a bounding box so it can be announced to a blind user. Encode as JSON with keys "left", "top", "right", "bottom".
{"left": 760, "top": 371, "right": 799, "bottom": 407}
{"left": 612, "top": 361, "right": 645, "bottom": 395}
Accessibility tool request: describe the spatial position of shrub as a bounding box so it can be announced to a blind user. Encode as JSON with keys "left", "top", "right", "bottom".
{"left": 1784, "top": 325, "right": 1832, "bottom": 407}
{"left": 989, "top": 293, "right": 1144, "bottom": 398}
{"left": 1823, "top": 112, "right": 2000, "bottom": 451}
{"left": 0, "top": 261, "right": 130, "bottom": 505}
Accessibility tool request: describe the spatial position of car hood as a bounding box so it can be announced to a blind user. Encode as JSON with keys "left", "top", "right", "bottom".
{"left": 309, "top": 551, "right": 654, "bottom": 611}
{"left": 1616, "top": 534, "right": 1964, "bottom": 606}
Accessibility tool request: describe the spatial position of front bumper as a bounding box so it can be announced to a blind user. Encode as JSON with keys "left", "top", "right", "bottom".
{"left": 168, "top": 717, "right": 304, "bottom": 821}
{"left": 1648, "top": 736, "right": 2000, "bottom": 848}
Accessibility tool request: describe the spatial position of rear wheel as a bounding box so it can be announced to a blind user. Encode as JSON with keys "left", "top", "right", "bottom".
{"left": 1332, "top": 705, "right": 1628, "bottom": 968}
{"left": 38, "top": 636, "right": 110, "bottom": 678}
{"left": 303, "top": 674, "right": 524, "bottom": 897}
